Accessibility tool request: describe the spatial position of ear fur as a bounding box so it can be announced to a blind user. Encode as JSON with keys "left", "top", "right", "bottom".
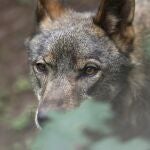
{"left": 36, "top": 0, "right": 65, "bottom": 23}
{"left": 94, "top": 0, "right": 135, "bottom": 53}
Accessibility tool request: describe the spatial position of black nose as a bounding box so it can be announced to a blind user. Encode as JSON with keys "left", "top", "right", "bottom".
{"left": 37, "top": 110, "right": 50, "bottom": 127}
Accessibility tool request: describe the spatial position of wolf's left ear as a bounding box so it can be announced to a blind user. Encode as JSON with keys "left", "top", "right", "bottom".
{"left": 36, "top": 0, "right": 65, "bottom": 23}
{"left": 94, "top": 0, "right": 135, "bottom": 53}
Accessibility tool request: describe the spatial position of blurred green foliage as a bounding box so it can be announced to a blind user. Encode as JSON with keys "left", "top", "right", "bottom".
{"left": 32, "top": 100, "right": 150, "bottom": 150}
{"left": 91, "top": 138, "right": 150, "bottom": 150}
{"left": 0, "top": 76, "right": 33, "bottom": 129}
{"left": 0, "top": 104, "right": 33, "bottom": 131}
{"left": 13, "top": 138, "right": 33, "bottom": 150}
{"left": 0, "top": 76, "right": 31, "bottom": 105}
{"left": 13, "top": 76, "right": 32, "bottom": 93}
{"left": 11, "top": 109, "right": 32, "bottom": 131}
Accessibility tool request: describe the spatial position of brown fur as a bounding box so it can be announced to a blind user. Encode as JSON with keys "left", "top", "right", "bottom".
{"left": 36, "top": 0, "right": 65, "bottom": 23}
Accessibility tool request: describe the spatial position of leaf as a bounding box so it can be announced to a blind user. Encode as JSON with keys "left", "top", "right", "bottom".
{"left": 91, "top": 138, "right": 150, "bottom": 150}
{"left": 31, "top": 100, "right": 150, "bottom": 150}
{"left": 32, "top": 100, "right": 114, "bottom": 150}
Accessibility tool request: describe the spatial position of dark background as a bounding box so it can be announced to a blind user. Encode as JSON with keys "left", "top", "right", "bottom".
{"left": 0, "top": 0, "right": 99, "bottom": 149}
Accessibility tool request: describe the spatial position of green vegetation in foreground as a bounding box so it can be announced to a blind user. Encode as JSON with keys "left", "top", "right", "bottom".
{"left": 32, "top": 100, "right": 150, "bottom": 150}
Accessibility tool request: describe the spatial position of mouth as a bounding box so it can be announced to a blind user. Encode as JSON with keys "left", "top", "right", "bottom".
{"left": 35, "top": 108, "right": 53, "bottom": 129}
{"left": 35, "top": 109, "right": 41, "bottom": 129}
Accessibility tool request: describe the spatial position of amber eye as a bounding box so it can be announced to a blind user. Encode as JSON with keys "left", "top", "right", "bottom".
{"left": 35, "top": 63, "right": 48, "bottom": 74}
{"left": 84, "top": 64, "right": 99, "bottom": 76}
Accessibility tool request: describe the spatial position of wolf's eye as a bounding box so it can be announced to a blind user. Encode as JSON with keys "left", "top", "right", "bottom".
{"left": 35, "top": 63, "right": 48, "bottom": 74}
{"left": 83, "top": 64, "right": 99, "bottom": 76}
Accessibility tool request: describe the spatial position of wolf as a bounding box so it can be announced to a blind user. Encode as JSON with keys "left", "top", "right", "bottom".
{"left": 26, "top": 0, "right": 150, "bottom": 132}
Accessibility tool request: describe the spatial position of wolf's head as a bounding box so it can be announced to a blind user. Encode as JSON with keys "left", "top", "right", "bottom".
{"left": 26, "top": 0, "right": 136, "bottom": 127}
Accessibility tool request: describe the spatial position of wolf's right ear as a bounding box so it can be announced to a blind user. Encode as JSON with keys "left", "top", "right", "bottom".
{"left": 94, "top": 0, "right": 135, "bottom": 53}
{"left": 36, "top": 0, "right": 65, "bottom": 23}
{"left": 94, "top": 0, "right": 135, "bottom": 34}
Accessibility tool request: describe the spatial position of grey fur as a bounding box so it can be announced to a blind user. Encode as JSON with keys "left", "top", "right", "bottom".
{"left": 26, "top": 0, "right": 150, "bottom": 134}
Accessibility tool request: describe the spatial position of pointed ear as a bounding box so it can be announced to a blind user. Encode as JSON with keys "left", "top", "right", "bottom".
{"left": 94, "top": 0, "right": 135, "bottom": 53}
{"left": 36, "top": 0, "right": 65, "bottom": 23}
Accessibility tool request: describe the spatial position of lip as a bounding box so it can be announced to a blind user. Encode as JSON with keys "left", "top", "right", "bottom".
{"left": 35, "top": 108, "right": 42, "bottom": 129}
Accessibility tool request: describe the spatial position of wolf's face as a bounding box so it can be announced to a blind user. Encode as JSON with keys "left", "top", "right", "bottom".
{"left": 26, "top": 0, "right": 135, "bottom": 127}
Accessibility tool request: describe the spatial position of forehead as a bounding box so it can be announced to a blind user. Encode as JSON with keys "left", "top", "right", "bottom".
{"left": 29, "top": 11, "right": 118, "bottom": 61}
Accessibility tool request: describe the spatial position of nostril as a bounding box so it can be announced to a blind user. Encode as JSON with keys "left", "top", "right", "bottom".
{"left": 37, "top": 111, "right": 49, "bottom": 127}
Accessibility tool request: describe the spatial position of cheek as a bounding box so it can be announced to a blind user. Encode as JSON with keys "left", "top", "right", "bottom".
{"left": 77, "top": 72, "right": 102, "bottom": 95}
{"left": 35, "top": 108, "right": 41, "bottom": 129}
{"left": 106, "top": 84, "right": 121, "bottom": 100}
